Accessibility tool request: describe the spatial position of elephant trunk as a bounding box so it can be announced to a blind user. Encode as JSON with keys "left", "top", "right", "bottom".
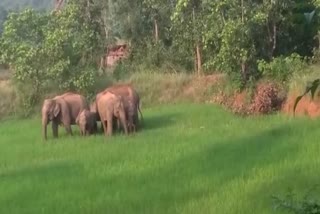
{"left": 42, "top": 115, "right": 48, "bottom": 140}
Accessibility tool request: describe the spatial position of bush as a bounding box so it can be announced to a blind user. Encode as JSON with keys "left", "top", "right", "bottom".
{"left": 258, "top": 53, "right": 309, "bottom": 83}
{"left": 249, "top": 81, "right": 285, "bottom": 114}
{"left": 272, "top": 187, "right": 320, "bottom": 214}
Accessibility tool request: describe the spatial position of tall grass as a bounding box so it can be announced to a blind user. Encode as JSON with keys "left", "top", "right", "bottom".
{"left": 288, "top": 64, "right": 320, "bottom": 96}
{"left": 0, "top": 104, "right": 319, "bottom": 214}
{"left": 127, "top": 71, "right": 192, "bottom": 106}
{"left": 0, "top": 80, "right": 18, "bottom": 119}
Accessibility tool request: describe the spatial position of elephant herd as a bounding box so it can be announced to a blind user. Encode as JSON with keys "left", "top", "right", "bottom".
{"left": 41, "top": 83, "right": 143, "bottom": 140}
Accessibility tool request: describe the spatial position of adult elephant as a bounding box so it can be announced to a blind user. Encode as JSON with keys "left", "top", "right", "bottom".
{"left": 96, "top": 91, "right": 128, "bottom": 136}
{"left": 41, "top": 92, "right": 89, "bottom": 140}
{"left": 104, "top": 83, "right": 143, "bottom": 133}
{"left": 91, "top": 83, "right": 143, "bottom": 133}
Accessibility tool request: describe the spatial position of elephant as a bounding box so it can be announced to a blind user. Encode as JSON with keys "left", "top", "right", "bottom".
{"left": 41, "top": 92, "right": 89, "bottom": 140}
{"left": 104, "top": 83, "right": 143, "bottom": 133}
{"left": 75, "top": 109, "right": 98, "bottom": 136}
{"left": 96, "top": 91, "right": 128, "bottom": 136}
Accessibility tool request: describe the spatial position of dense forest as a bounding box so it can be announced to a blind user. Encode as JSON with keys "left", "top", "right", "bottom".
{"left": 0, "top": 0, "right": 320, "bottom": 115}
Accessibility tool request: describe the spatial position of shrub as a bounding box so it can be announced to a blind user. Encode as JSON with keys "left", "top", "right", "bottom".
{"left": 258, "top": 53, "right": 309, "bottom": 83}
{"left": 272, "top": 187, "right": 320, "bottom": 214}
{"left": 249, "top": 81, "right": 285, "bottom": 114}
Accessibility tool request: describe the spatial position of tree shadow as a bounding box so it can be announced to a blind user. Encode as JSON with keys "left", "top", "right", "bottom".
{"left": 140, "top": 112, "right": 183, "bottom": 131}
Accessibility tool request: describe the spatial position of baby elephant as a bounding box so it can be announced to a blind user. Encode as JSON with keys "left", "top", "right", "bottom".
{"left": 75, "top": 109, "right": 98, "bottom": 136}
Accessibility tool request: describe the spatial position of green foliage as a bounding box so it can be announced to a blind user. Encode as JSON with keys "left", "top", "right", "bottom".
{"left": 273, "top": 186, "right": 320, "bottom": 214}
{"left": 0, "top": 9, "right": 51, "bottom": 113}
{"left": 258, "top": 53, "right": 309, "bottom": 82}
{"left": 211, "top": 19, "right": 256, "bottom": 88}
{"left": 0, "top": 1, "right": 104, "bottom": 114}
{"left": 2, "top": 0, "right": 320, "bottom": 118}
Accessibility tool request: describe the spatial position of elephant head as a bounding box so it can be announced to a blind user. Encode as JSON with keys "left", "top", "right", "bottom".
{"left": 41, "top": 92, "right": 89, "bottom": 140}
{"left": 41, "top": 99, "right": 61, "bottom": 140}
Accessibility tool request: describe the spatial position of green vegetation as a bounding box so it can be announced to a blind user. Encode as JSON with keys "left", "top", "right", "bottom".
{"left": 0, "top": 104, "right": 320, "bottom": 214}
{"left": 0, "top": 1, "right": 320, "bottom": 213}
{"left": 0, "top": 2, "right": 104, "bottom": 114}
{"left": 0, "top": 0, "right": 320, "bottom": 116}
{"left": 273, "top": 187, "right": 320, "bottom": 214}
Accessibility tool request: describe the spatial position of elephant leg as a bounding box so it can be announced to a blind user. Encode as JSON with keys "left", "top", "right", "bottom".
{"left": 64, "top": 124, "right": 73, "bottom": 136}
{"left": 51, "top": 121, "right": 58, "bottom": 138}
{"left": 128, "top": 122, "right": 133, "bottom": 133}
{"left": 101, "top": 120, "right": 108, "bottom": 137}
{"left": 100, "top": 122, "right": 104, "bottom": 133}
{"left": 107, "top": 117, "right": 113, "bottom": 136}
{"left": 92, "top": 123, "right": 97, "bottom": 135}
{"left": 132, "top": 123, "right": 136, "bottom": 133}
{"left": 52, "top": 122, "right": 58, "bottom": 138}
{"left": 117, "top": 118, "right": 121, "bottom": 131}
{"left": 94, "top": 123, "right": 98, "bottom": 134}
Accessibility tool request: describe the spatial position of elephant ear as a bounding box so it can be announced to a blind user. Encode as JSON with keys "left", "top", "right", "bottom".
{"left": 53, "top": 102, "right": 61, "bottom": 117}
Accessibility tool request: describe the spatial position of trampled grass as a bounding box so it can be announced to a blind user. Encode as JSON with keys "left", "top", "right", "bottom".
{"left": 0, "top": 103, "right": 320, "bottom": 214}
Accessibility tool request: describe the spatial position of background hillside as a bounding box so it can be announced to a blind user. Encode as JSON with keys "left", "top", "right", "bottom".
{"left": 0, "top": 0, "right": 53, "bottom": 11}
{"left": 0, "top": 0, "right": 53, "bottom": 34}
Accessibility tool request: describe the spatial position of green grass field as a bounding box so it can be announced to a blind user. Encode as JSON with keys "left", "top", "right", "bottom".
{"left": 0, "top": 103, "right": 320, "bottom": 214}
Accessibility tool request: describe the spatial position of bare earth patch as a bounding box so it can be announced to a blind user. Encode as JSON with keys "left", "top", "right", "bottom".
{"left": 209, "top": 81, "right": 285, "bottom": 116}
{"left": 282, "top": 93, "right": 320, "bottom": 119}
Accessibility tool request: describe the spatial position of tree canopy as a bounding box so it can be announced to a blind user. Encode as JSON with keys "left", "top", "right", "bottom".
{"left": 1, "top": 0, "right": 320, "bottom": 113}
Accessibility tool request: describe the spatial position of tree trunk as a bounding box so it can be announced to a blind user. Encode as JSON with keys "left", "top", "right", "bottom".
{"left": 241, "top": 60, "right": 247, "bottom": 83}
{"left": 241, "top": 0, "right": 244, "bottom": 23}
{"left": 194, "top": 48, "right": 197, "bottom": 74}
{"left": 272, "top": 24, "right": 277, "bottom": 57}
{"left": 268, "top": 22, "right": 277, "bottom": 59}
{"left": 54, "top": 0, "right": 64, "bottom": 11}
{"left": 154, "top": 18, "right": 159, "bottom": 43}
{"left": 196, "top": 42, "right": 202, "bottom": 76}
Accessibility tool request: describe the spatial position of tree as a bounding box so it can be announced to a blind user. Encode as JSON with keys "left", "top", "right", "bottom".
{"left": 171, "top": 0, "right": 204, "bottom": 76}
{"left": 0, "top": 1, "right": 104, "bottom": 113}
{"left": 0, "top": 9, "right": 51, "bottom": 108}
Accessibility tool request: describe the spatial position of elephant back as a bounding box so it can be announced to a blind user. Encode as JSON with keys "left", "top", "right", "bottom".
{"left": 55, "top": 92, "right": 89, "bottom": 124}
{"left": 104, "top": 84, "right": 141, "bottom": 121}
